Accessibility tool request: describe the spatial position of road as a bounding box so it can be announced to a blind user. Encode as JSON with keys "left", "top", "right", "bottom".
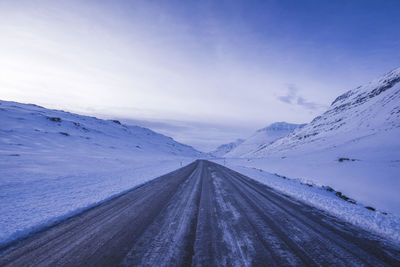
{"left": 1, "top": 160, "right": 399, "bottom": 266}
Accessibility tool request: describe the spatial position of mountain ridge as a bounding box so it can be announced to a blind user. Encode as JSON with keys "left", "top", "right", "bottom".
{"left": 223, "top": 122, "right": 306, "bottom": 158}
{"left": 210, "top": 138, "right": 244, "bottom": 157}
{"left": 226, "top": 67, "right": 400, "bottom": 215}
{"left": 0, "top": 100, "right": 204, "bottom": 157}
{"left": 249, "top": 67, "right": 400, "bottom": 157}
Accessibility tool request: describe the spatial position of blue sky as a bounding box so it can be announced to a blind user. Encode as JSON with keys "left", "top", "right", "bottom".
{"left": 1, "top": 0, "right": 399, "bottom": 151}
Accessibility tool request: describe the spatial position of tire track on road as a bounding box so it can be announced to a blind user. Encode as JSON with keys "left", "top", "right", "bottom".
{"left": 1, "top": 160, "right": 399, "bottom": 267}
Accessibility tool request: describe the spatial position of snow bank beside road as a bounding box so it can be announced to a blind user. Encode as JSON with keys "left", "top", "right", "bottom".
{"left": 0, "top": 100, "right": 202, "bottom": 249}
{"left": 0, "top": 155, "right": 194, "bottom": 249}
{"left": 215, "top": 161, "right": 400, "bottom": 244}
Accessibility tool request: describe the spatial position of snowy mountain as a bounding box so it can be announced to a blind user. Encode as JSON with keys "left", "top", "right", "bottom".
{"left": 210, "top": 139, "right": 244, "bottom": 157}
{"left": 225, "top": 122, "right": 305, "bottom": 158}
{"left": 251, "top": 67, "right": 400, "bottom": 157}
{"left": 230, "top": 67, "right": 400, "bottom": 215}
{"left": 0, "top": 100, "right": 203, "bottom": 158}
{"left": 0, "top": 100, "right": 204, "bottom": 247}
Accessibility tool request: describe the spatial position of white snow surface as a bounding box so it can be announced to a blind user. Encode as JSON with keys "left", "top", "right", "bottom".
{"left": 0, "top": 100, "right": 204, "bottom": 248}
{"left": 225, "top": 122, "right": 305, "bottom": 158}
{"left": 226, "top": 67, "right": 400, "bottom": 216}
{"left": 210, "top": 139, "right": 244, "bottom": 157}
{"left": 212, "top": 159, "right": 400, "bottom": 244}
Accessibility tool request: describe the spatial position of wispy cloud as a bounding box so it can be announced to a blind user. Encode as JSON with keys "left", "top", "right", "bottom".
{"left": 278, "top": 85, "right": 297, "bottom": 104}
{"left": 278, "top": 85, "right": 321, "bottom": 110}
{"left": 297, "top": 97, "right": 318, "bottom": 110}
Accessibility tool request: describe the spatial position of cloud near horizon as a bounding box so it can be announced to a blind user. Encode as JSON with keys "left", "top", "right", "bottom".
{"left": 121, "top": 118, "right": 255, "bottom": 152}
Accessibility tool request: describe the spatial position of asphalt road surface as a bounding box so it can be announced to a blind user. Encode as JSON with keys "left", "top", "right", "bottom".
{"left": 1, "top": 160, "right": 399, "bottom": 266}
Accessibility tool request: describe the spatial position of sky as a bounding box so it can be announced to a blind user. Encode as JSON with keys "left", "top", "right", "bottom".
{"left": 1, "top": 0, "right": 399, "bottom": 151}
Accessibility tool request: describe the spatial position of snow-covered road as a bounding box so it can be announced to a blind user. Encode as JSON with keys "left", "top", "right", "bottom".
{"left": 1, "top": 160, "right": 399, "bottom": 266}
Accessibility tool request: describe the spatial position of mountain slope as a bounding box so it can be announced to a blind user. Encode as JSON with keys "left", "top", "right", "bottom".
{"left": 225, "top": 122, "right": 305, "bottom": 158}
{"left": 230, "top": 67, "right": 400, "bottom": 215}
{"left": 252, "top": 67, "right": 400, "bottom": 157}
{"left": 0, "top": 100, "right": 203, "bottom": 158}
{"left": 210, "top": 139, "right": 244, "bottom": 157}
{"left": 0, "top": 100, "right": 204, "bottom": 248}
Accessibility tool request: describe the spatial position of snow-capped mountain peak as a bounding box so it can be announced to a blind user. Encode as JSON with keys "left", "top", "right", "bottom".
{"left": 224, "top": 122, "right": 305, "bottom": 158}
{"left": 252, "top": 67, "right": 400, "bottom": 157}
{"left": 210, "top": 139, "right": 244, "bottom": 157}
{"left": 236, "top": 67, "right": 400, "bottom": 216}
{"left": 331, "top": 66, "right": 400, "bottom": 109}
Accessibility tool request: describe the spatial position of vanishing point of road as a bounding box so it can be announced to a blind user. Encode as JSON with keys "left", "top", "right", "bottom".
{"left": 1, "top": 160, "right": 399, "bottom": 266}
